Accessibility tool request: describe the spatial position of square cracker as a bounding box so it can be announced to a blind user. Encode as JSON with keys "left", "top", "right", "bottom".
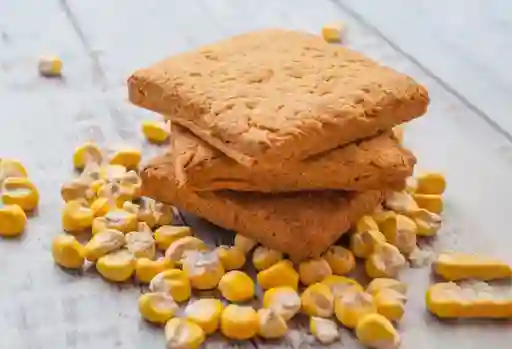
{"left": 141, "top": 155, "right": 383, "bottom": 261}
{"left": 128, "top": 29, "right": 429, "bottom": 166}
{"left": 172, "top": 123, "right": 415, "bottom": 192}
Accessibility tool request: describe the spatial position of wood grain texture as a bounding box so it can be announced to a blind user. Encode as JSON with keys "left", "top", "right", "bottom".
{"left": 1, "top": 0, "right": 512, "bottom": 348}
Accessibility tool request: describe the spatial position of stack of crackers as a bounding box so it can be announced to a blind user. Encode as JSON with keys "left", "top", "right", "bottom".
{"left": 127, "top": 29, "right": 429, "bottom": 261}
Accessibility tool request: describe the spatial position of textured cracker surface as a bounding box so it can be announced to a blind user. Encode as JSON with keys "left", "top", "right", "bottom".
{"left": 142, "top": 155, "right": 383, "bottom": 261}
{"left": 128, "top": 29, "right": 429, "bottom": 166}
{"left": 172, "top": 123, "right": 415, "bottom": 192}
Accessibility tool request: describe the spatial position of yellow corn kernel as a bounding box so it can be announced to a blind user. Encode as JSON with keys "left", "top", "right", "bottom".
{"left": 334, "top": 290, "right": 376, "bottom": 329}
{"left": 91, "top": 209, "right": 138, "bottom": 235}
{"left": 406, "top": 208, "right": 442, "bottom": 236}
{"left": 218, "top": 270, "right": 254, "bottom": 302}
{"left": 233, "top": 233, "right": 257, "bottom": 254}
{"left": 109, "top": 148, "right": 141, "bottom": 170}
{"left": 165, "top": 236, "right": 207, "bottom": 265}
{"left": 252, "top": 245, "right": 283, "bottom": 271}
{"left": 322, "top": 275, "right": 364, "bottom": 298}
{"left": 299, "top": 258, "right": 333, "bottom": 286}
{"left": 1, "top": 177, "right": 38, "bottom": 211}
{"left": 51, "top": 234, "right": 85, "bottom": 269}
{"left": 323, "top": 245, "right": 355, "bottom": 275}
{"left": 97, "top": 182, "right": 134, "bottom": 208}
{"left": 142, "top": 120, "right": 170, "bottom": 144}
{"left": 321, "top": 22, "right": 344, "bottom": 43}
{"left": 415, "top": 172, "right": 446, "bottom": 195}
{"left": 138, "top": 292, "right": 178, "bottom": 324}
{"left": 154, "top": 225, "right": 192, "bottom": 250}
{"left": 154, "top": 202, "right": 174, "bottom": 226}
{"left": 61, "top": 179, "right": 94, "bottom": 203}
{"left": 124, "top": 198, "right": 157, "bottom": 228}
{"left": 365, "top": 243, "right": 406, "bottom": 279}
{"left": 350, "top": 229, "right": 387, "bottom": 258}
{"left": 89, "top": 179, "right": 105, "bottom": 195}
{"left": 0, "top": 204, "right": 27, "bottom": 237}
{"left": 38, "top": 55, "right": 63, "bottom": 77}
{"left": 301, "top": 283, "right": 334, "bottom": 318}
{"left": 99, "top": 164, "right": 127, "bottom": 181}
{"left": 125, "top": 229, "right": 156, "bottom": 260}
{"left": 355, "top": 314, "right": 400, "bottom": 349}
{"left": 216, "top": 245, "right": 246, "bottom": 271}
{"left": 356, "top": 215, "right": 379, "bottom": 233}
{"left": 149, "top": 269, "right": 191, "bottom": 302}
{"left": 165, "top": 318, "right": 205, "bottom": 349}
{"left": 392, "top": 126, "right": 404, "bottom": 144}
{"left": 62, "top": 199, "right": 94, "bottom": 233}
{"left": 0, "top": 159, "right": 27, "bottom": 184}
{"left": 257, "top": 308, "right": 288, "bottom": 339}
{"left": 183, "top": 250, "right": 225, "bottom": 290}
{"left": 184, "top": 298, "right": 223, "bottom": 334}
{"left": 136, "top": 257, "right": 172, "bottom": 283}
{"left": 412, "top": 193, "right": 444, "bottom": 214}
{"left": 220, "top": 304, "right": 259, "bottom": 340}
{"left": 90, "top": 197, "right": 114, "bottom": 217}
{"left": 257, "top": 260, "right": 299, "bottom": 290}
{"left": 262, "top": 286, "right": 301, "bottom": 321}
{"left": 374, "top": 288, "right": 407, "bottom": 322}
{"left": 310, "top": 316, "right": 340, "bottom": 344}
{"left": 73, "top": 142, "right": 103, "bottom": 170}
{"left": 96, "top": 249, "right": 136, "bottom": 282}
{"left": 433, "top": 252, "right": 512, "bottom": 281}
{"left": 379, "top": 212, "right": 417, "bottom": 254}
{"left": 366, "top": 278, "right": 407, "bottom": 296}
{"left": 384, "top": 190, "right": 419, "bottom": 214}
{"left": 83, "top": 229, "right": 125, "bottom": 262}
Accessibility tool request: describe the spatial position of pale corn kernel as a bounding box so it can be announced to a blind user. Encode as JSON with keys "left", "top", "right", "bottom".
{"left": 379, "top": 212, "right": 417, "bottom": 254}
{"left": 109, "top": 148, "right": 141, "bottom": 170}
{"left": 323, "top": 245, "right": 355, "bottom": 275}
{"left": 334, "top": 290, "right": 376, "bottom": 329}
{"left": 257, "top": 260, "right": 299, "bottom": 290}
{"left": 433, "top": 252, "right": 512, "bottom": 281}
{"left": 62, "top": 199, "right": 94, "bottom": 233}
{"left": 257, "top": 308, "right": 288, "bottom": 339}
{"left": 321, "top": 275, "right": 364, "bottom": 298}
{"left": 73, "top": 142, "right": 103, "bottom": 170}
{"left": 356, "top": 215, "right": 379, "bottom": 233}
{"left": 406, "top": 209, "right": 442, "bottom": 237}
{"left": 125, "top": 228, "right": 156, "bottom": 259}
{"left": 220, "top": 304, "right": 259, "bottom": 340}
{"left": 51, "top": 234, "right": 85, "bottom": 269}
{"left": 218, "top": 270, "right": 254, "bottom": 302}
{"left": 165, "top": 318, "right": 205, "bottom": 349}
{"left": 90, "top": 197, "right": 114, "bottom": 217}
{"left": 365, "top": 243, "right": 406, "bottom": 279}
{"left": 97, "top": 182, "right": 134, "bottom": 208}
{"left": 61, "top": 179, "right": 94, "bottom": 203}
{"left": 99, "top": 164, "right": 127, "bottom": 181}
{"left": 412, "top": 193, "right": 444, "bottom": 214}
{"left": 124, "top": 198, "right": 157, "bottom": 228}
{"left": 165, "top": 236, "right": 207, "bottom": 265}
{"left": 183, "top": 250, "right": 225, "bottom": 290}
{"left": 355, "top": 313, "right": 400, "bottom": 349}
{"left": 373, "top": 288, "right": 407, "bottom": 322}
{"left": 142, "top": 121, "right": 170, "bottom": 144}
{"left": 138, "top": 292, "right": 178, "bottom": 324}
{"left": 91, "top": 209, "right": 138, "bottom": 235}
{"left": 154, "top": 202, "right": 174, "bottom": 226}
{"left": 149, "top": 269, "right": 191, "bottom": 302}
{"left": 0, "top": 203, "right": 27, "bottom": 237}
{"left": 299, "top": 258, "right": 333, "bottom": 286}
{"left": 0, "top": 159, "right": 27, "bottom": 184}
{"left": 233, "top": 234, "right": 257, "bottom": 254}
{"left": 415, "top": 172, "right": 446, "bottom": 195}
{"left": 38, "top": 55, "right": 62, "bottom": 77}
{"left": 184, "top": 298, "right": 223, "bottom": 334}
{"left": 384, "top": 191, "right": 419, "bottom": 214}
{"left": 366, "top": 278, "right": 407, "bottom": 296}
{"left": 408, "top": 246, "right": 434, "bottom": 268}
{"left": 83, "top": 229, "right": 125, "bottom": 262}
{"left": 252, "top": 246, "right": 283, "bottom": 270}
{"left": 392, "top": 126, "right": 404, "bottom": 144}
{"left": 262, "top": 286, "right": 301, "bottom": 321}
{"left": 216, "top": 245, "right": 246, "bottom": 270}
{"left": 350, "top": 229, "right": 387, "bottom": 258}
{"left": 321, "top": 22, "right": 344, "bottom": 43}
{"left": 96, "top": 249, "right": 136, "bottom": 282}
{"left": 136, "top": 257, "right": 172, "bottom": 284}
{"left": 118, "top": 170, "right": 142, "bottom": 199}
{"left": 155, "top": 225, "right": 192, "bottom": 251}
{"left": 310, "top": 317, "right": 340, "bottom": 344}
{"left": 301, "top": 283, "right": 334, "bottom": 318}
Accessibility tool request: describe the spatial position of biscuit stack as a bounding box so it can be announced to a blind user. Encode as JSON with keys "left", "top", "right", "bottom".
{"left": 128, "top": 29, "right": 429, "bottom": 261}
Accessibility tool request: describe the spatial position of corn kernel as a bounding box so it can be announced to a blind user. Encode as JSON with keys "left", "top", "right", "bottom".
{"left": 154, "top": 225, "right": 192, "bottom": 250}
{"left": 165, "top": 236, "right": 207, "bottom": 265}
{"left": 124, "top": 198, "right": 158, "bottom": 228}
{"left": 154, "top": 202, "right": 174, "bottom": 226}
{"left": 92, "top": 209, "right": 138, "bottom": 235}
{"left": 138, "top": 292, "right": 178, "bottom": 324}
{"left": 373, "top": 288, "right": 407, "bottom": 322}
{"left": 51, "top": 234, "right": 85, "bottom": 269}
{"left": 366, "top": 278, "right": 407, "bottom": 296}
{"left": 62, "top": 199, "right": 94, "bottom": 233}
{"left": 149, "top": 269, "right": 191, "bottom": 302}
{"left": 299, "top": 258, "right": 332, "bottom": 286}
{"left": 99, "top": 164, "right": 127, "bottom": 181}
{"left": 218, "top": 270, "right": 254, "bottom": 302}
{"left": 262, "top": 286, "right": 301, "bottom": 321}
{"left": 90, "top": 197, "right": 114, "bottom": 217}
{"left": 321, "top": 22, "right": 344, "bottom": 43}
{"left": 323, "top": 245, "right": 355, "bottom": 275}
{"left": 350, "top": 229, "right": 387, "bottom": 258}
{"left": 142, "top": 120, "right": 170, "bottom": 144}
{"left": 73, "top": 142, "right": 103, "bottom": 170}
{"left": 220, "top": 304, "right": 259, "bottom": 340}
{"left": 83, "top": 229, "right": 125, "bottom": 262}
{"left": 301, "top": 283, "right": 334, "bottom": 318}
{"left": 384, "top": 190, "right": 419, "bottom": 214}
{"left": 412, "top": 193, "right": 443, "bottom": 214}
{"left": 257, "top": 260, "right": 299, "bottom": 290}
{"left": 165, "top": 318, "right": 205, "bottom": 349}
{"left": 61, "top": 179, "right": 95, "bottom": 203}
{"left": 334, "top": 290, "right": 376, "bottom": 329}
{"left": 365, "top": 243, "right": 406, "bottom": 279}
{"left": 234, "top": 233, "right": 257, "bottom": 254}
{"left": 183, "top": 250, "right": 225, "bottom": 290}
{"left": 252, "top": 246, "right": 282, "bottom": 270}
{"left": 322, "top": 275, "right": 364, "bottom": 297}
{"left": 97, "top": 182, "right": 134, "bottom": 208}
{"left": 118, "top": 170, "right": 142, "bottom": 199}
{"left": 392, "top": 126, "right": 404, "bottom": 144}
{"left": 38, "top": 55, "right": 63, "bottom": 77}
{"left": 125, "top": 227, "right": 156, "bottom": 259}
{"left": 184, "top": 298, "right": 223, "bottom": 334}
{"left": 109, "top": 148, "right": 141, "bottom": 170}
{"left": 136, "top": 257, "right": 172, "bottom": 284}
{"left": 257, "top": 308, "right": 288, "bottom": 339}
{"left": 356, "top": 215, "right": 379, "bottom": 233}
{"left": 379, "top": 212, "right": 417, "bottom": 254}
{"left": 0, "top": 203, "right": 27, "bottom": 237}
{"left": 0, "top": 159, "right": 27, "bottom": 184}
{"left": 96, "top": 249, "right": 135, "bottom": 282}
{"left": 216, "top": 245, "right": 246, "bottom": 270}
{"left": 433, "top": 252, "right": 512, "bottom": 281}
{"left": 406, "top": 209, "right": 442, "bottom": 236}
{"left": 355, "top": 314, "right": 400, "bottom": 349}
{"left": 310, "top": 317, "right": 340, "bottom": 344}
{"left": 415, "top": 172, "right": 446, "bottom": 195}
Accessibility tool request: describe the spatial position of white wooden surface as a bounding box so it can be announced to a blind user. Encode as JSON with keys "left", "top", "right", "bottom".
{"left": 1, "top": 0, "right": 512, "bottom": 348}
